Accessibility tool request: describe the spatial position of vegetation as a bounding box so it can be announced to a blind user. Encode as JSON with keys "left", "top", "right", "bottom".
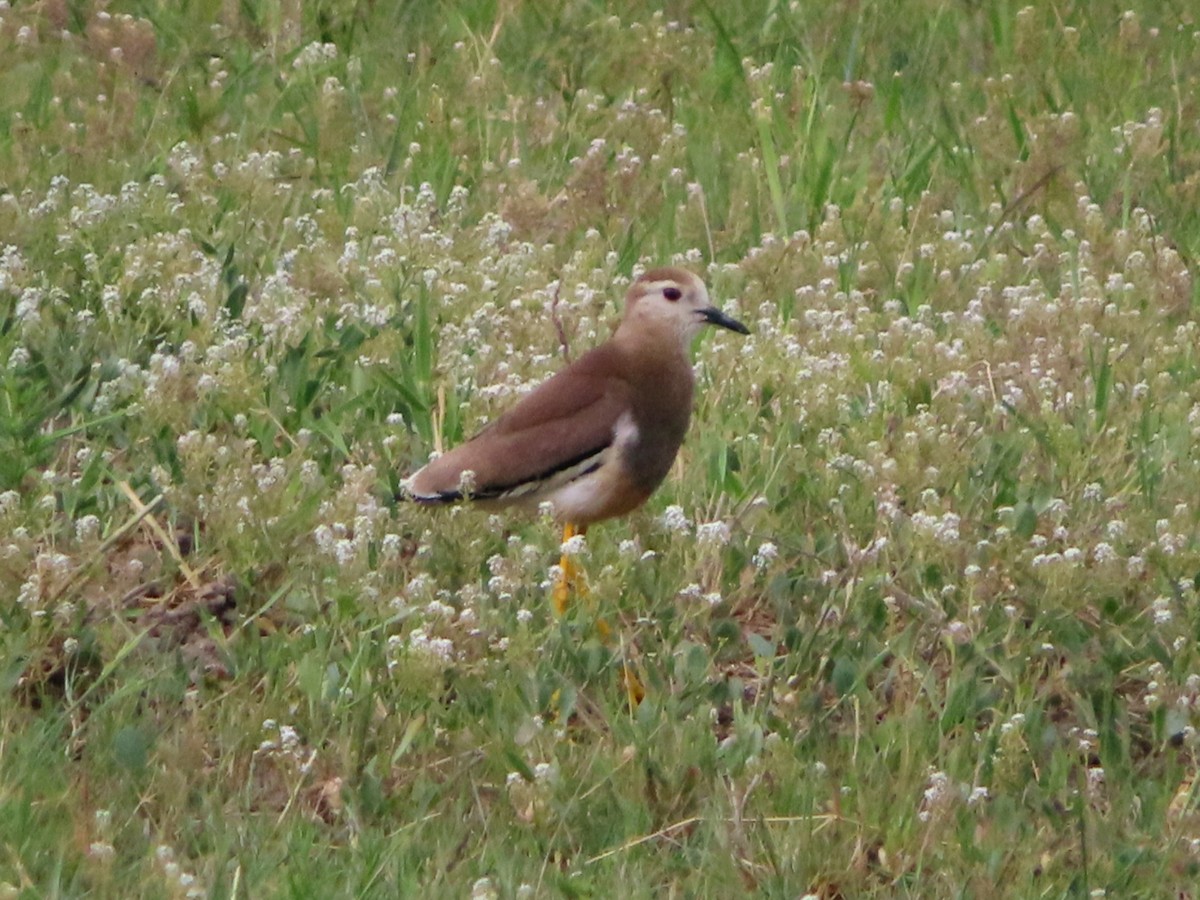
{"left": 3, "top": 1, "right": 1200, "bottom": 896}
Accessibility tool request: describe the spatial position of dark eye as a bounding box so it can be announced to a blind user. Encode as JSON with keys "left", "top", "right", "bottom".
{"left": 663, "top": 287, "right": 682, "bottom": 301}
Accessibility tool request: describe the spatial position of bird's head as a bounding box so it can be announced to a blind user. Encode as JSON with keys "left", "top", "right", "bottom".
{"left": 619, "top": 267, "right": 749, "bottom": 345}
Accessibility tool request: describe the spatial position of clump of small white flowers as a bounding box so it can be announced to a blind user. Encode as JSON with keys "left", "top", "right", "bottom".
{"left": 660, "top": 504, "right": 691, "bottom": 533}
{"left": 696, "top": 520, "right": 732, "bottom": 546}
{"left": 154, "top": 844, "right": 205, "bottom": 899}
{"left": 1074, "top": 727, "right": 1099, "bottom": 753}
{"left": 257, "top": 720, "right": 299, "bottom": 755}
{"left": 944, "top": 620, "right": 971, "bottom": 643}
{"left": 37, "top": 551, "right": 72, "bottom": 581}
{"left": 456, "top": 468, "right": 478, "bottom": 495}
{"left": 18, "top": 574, "right": 42, "bottom": 610}
{"left": 918, "top": 769, "right": 951, "bottom": 822}
{"left": 1157, "top": 520, "right": 1185, "bottom": 555}
{"left": 541, "top": 564, "right": 563, "bottom": 594}
{"left": 293, "top": 40, "right": 338, "bottom": 70}
{"left": 252, "top": 720, "right": 318, "bottom": 777}
{"left": 1151, "top": 596, "right": 1173, "bottom": 625}
{"left": 560, "top": 532, "right": 587, "bottom": 556}
{"left": 7, "top": 345, "right": 30, "bottom": 369}
{"left": 380, "top": 533, "right": 403, "bottom": 560}
{"left": 752, "top": 541, "right": 779, "bottom": 570}
{"left": 333, "top": 538, "right": 356, "bottom": 567}
{"left": 1031, "top": 552, "right": 1064, "bottom": 569}
{"left": 1086, "top": 766, "right": 1106, "bottom": 798}
{"left": 313, "top": 524, "right": 335, "bottom": 553}
{"left": 911, "top": 510, "right": 960, "bottom": 542}
{"left": 999, "top": 712, "right": 1026, "bottom": 735}
{"left": 75, "top": 514, "right": 101, "bottom": 542}
{"left": 397, "top": 574, "right": 430, "bottom": 601}
{"left": 406, "top": 628, "right": 455, "bottom": 662}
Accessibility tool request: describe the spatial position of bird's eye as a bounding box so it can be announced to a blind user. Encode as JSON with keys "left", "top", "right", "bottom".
{"left": 663, "top": 287, "right": 682, "bottom": 301}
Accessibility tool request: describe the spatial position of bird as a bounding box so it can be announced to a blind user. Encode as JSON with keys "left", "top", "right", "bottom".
{"left": 400, "top": 266, "right": 749, "bottom": 613}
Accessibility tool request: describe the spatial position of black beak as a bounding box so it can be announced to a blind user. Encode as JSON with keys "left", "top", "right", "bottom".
{"left": 698, "top": 306, "right": 750, "bottom": 335}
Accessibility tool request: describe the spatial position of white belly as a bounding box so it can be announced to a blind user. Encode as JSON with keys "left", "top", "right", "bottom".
{"left": 546, "top": 412, "right": 640, "bottom": 524}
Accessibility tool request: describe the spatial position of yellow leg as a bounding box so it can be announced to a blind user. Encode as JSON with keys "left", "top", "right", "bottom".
{"left": 552, "top": 523, "right": 588, "bottom": 615}
{"left": 550, "top": 523, "right": 644, "bottom": 708}
{"left": 622, "top": 662, "right": 646, "bottom": 707}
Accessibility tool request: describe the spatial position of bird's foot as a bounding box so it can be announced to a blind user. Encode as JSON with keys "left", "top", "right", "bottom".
{"left": 621, "top": 663, "right": 646, "bottom": 707}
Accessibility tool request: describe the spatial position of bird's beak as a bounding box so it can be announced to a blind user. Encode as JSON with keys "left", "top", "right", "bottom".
{"left": 698, "top": 306, "right": 750, "bottom": 335}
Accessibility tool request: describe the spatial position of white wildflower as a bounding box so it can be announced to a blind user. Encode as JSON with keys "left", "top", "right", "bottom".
{"left": 660, "top": 505, "right": 691, "bottom": 532}
{"left": 696, "top": 520, "right": 731, "bottom": 546}
{"left": 752, "top": 541, "right": 779, "bottom": 570}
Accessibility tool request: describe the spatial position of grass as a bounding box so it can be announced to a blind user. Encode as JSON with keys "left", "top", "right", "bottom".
{"left": 3, "top": 0, "right": 1200, "bottom": 896}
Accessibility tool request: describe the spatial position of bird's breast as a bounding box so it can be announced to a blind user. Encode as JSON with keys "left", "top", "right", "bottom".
{"left": 621, "top": 364, "right": 694, "bottom": 493}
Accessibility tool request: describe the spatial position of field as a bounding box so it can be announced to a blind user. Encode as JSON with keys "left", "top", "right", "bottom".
{"left": 3, "top": 1, "right": 1200, "bottom": 896}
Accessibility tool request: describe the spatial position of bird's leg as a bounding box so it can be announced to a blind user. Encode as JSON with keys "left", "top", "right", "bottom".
{"left": 552, "top": 523, "right": 589, "bottom": 615}
{"left": 621, "top": 660, "right": 646, "bottom": 707}
{"left": 550, "top": 524, "right": 644, "bottom": 707}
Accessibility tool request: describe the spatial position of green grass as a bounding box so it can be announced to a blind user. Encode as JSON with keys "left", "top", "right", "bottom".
{"left": 3, "top": 1, "right": 1200, "bottom": 896}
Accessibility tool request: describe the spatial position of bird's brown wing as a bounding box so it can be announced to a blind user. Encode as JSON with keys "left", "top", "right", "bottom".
{"left": 404, "top": 345, "right": 631, "bottom": 502}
